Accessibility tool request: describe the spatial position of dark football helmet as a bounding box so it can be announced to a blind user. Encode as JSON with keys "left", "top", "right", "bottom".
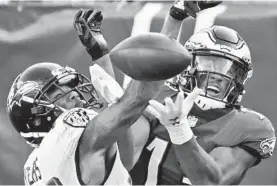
{"left": 175, "top": 25, "right": 253, "bottom": 110}
{"left": 6, "top": 62, "right": 103, "bottom": 147}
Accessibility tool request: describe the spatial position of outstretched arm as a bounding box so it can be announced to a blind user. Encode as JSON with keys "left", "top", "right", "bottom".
{"left": 80, "top": 79, "right": 164, "bottom": 151}
{"left": 73, "top": 9, "right": 153, "bottom": 169}
{"left": 161, "top": 0, "right": 223, "bottom": 40}
{"left": 73, "top": 9, "right": 115, "bottom": 78}
{"left": 161, "top": 13, "right": 185, "bottom": 40}
{"left": 174, "top": 139, "right": 257, "bottom": 185}
{"left": 160, "top": 0, "right": 221, "bottom": 86}
{"left": 160, "top": 0, "right": 189, "bottom": 40}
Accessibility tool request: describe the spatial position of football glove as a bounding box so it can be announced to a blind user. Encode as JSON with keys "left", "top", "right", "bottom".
{"left": 170, "top": 0, "right": 223, "bottom": 20}
{"left": 73, "top": 9, "right": 109, "bottom": 61}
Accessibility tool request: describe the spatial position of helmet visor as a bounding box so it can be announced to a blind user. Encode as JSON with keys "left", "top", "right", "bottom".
{"left": 195, "top": 55, "right": 248, "bottom": 84}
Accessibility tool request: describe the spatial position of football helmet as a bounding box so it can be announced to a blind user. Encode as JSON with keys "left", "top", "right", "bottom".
{"left": 6, "top": 62, "right": 103, "bottom": 147}
{"left": 174, "top": 25, "right": 252, "bottom": 110}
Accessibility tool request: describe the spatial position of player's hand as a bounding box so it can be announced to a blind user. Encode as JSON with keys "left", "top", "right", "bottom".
{"left": 147, "top": 90, "right": 183, "bottom": 126}
{"left": 198, "top": 0, "right": 223, "bottom": 11}
{"left": 147, "top": 88, "right": 202, "bottom": 144}
{"left": 186, "top": 0, "right": 223, "bottom": 18}
{"left": 147, "top": 87, "right": 202, "bottom": 126}
{"left": 170, "top": 0, "right": 222, "bottom": 20}
{"left": 73, "top": 9, "right": 109, "bottom": 61}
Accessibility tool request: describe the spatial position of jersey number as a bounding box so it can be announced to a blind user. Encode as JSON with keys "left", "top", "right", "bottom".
{"left": 24, "top": 158, "right": 42, "bottom": 185}
{"left": 145, "top": 137, "right": 191, "bottom": 185}
{"left": 46, "top": 177, "right": 62, "bottom": 185}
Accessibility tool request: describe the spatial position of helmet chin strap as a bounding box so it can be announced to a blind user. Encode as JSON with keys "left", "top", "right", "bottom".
{"left": 193, "top": 94, "right": 226, "bottom": 110}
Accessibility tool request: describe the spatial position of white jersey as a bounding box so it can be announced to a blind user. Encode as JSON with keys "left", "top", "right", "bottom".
{"left": 23, "top": 108, "right": 131, "bottom": 185}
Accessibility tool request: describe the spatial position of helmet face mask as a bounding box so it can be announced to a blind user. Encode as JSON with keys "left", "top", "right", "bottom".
{"left": 6, "top": 63, "right": 103, "bottom": 147}
{"left": 179, "top": 55, "right": 249, "bottom": 103}
{"left": 176, "top": 26, "right": 253, "bottom": 109}
{"left": 37, "top": 66, "right": 103, "bottom": 110}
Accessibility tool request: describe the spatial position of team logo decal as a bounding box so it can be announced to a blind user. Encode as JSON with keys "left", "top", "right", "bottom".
{"left": 260, "top": 137, "right": 276, "bottom": 156}
{"left": 63, "top": 108, "right": 89, "bottom": 127}
{"left": 7, "top": 80, "right": 39, "bottom": 110}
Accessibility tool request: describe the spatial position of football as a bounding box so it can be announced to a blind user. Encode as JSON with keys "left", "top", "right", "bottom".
{"left": 109, "top": 32, "right": 191, "bottom": 81}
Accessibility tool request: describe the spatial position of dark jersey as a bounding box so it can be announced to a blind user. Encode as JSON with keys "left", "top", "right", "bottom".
{"left": 130, "top": 85, "right": 276, "bottom": 185}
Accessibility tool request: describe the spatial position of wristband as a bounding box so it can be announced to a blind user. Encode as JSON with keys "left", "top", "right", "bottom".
{"left": 87, "top": 43, "right": 109, "bottom": 61}
{"left": 169, "top": 6, "right": 189, "bottom": 21}
{"left": 165, "top": 118, "right": 193, "bottom": 145}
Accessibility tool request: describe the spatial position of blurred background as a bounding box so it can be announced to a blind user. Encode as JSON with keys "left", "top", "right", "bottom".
{"left": 0, "top": 0, "right": 277, "bottom": 184}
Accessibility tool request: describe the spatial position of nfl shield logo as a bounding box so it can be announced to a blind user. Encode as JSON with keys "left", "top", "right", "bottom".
{"left": 187, "top": 115, "right": 198, "bottom": 127}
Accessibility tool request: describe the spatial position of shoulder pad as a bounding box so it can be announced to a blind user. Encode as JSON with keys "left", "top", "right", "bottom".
{"left": 235, "top": 107, "right": 274, "bottom": 135}
{"left": 232, "top": 108, "right": 275, "bottom": 159}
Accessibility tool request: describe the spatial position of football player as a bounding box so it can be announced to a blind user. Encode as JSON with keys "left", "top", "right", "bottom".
{"left": 6, "top": 9, "right": 164, "bottom": 185}
{"left": 68, "top": 3, "right": 275, "bottom": 185}
{"left": 128, "top": 1, "right": 276, "bottom": 185}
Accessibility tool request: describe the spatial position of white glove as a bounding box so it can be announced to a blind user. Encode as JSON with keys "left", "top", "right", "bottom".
{"left": 147, "top": 87, "right": 202, "bottom": 144}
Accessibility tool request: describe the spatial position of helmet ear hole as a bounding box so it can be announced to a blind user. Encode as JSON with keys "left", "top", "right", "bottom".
{"left": 33, "top": 118, "right": 41, "bottom": 127}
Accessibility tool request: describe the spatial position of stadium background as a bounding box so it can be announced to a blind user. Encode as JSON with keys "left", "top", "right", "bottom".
{"left": 0, "top": 0, "right": 276, "bottom": 184}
